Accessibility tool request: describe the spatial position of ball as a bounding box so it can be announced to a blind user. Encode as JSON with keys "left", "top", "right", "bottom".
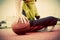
{"left": 12, "top": 21, "right": 30, "bottom": 35}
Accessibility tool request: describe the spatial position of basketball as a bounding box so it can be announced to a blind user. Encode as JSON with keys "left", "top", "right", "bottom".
{"left": 12, "top": 21, "right": 30, "bottom": 35}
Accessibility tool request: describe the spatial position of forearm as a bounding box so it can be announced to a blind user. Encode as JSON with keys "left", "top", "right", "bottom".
{"left": 16, "top": 0, "right": 22, "bottom": 17}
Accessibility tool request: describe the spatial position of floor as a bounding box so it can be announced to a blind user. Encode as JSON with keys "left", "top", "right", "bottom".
{"left": 0, "top": 25, "right": 60, "bottom": 40}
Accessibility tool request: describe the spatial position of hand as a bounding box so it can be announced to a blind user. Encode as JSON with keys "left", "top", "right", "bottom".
{"left": 18, "top": 15, "right": 29, "bottom": 23}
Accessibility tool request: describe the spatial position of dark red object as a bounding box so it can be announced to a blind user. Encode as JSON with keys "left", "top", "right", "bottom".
{"left": 12, "top": 21, "right": 30, "bottom": 35}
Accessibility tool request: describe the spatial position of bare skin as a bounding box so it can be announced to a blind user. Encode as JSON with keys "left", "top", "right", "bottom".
{"left": 16, "top": 0, "right": 29, "bottom": 24}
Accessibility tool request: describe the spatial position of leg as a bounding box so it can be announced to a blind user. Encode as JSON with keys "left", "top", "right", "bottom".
{"left": 30, "top": 16, "right": 57, "bottom": 26}
{"left": 30, "top": 16, "right": 57, "bottom": 31}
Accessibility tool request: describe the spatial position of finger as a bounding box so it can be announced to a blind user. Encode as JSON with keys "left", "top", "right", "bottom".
{"left": 22, "top": 17, "right": 26, "bottom": 23}
{"left": 25, "top": 17, "right": 29, "bottom": 22}
{"left": 18, "top": 18, "right": 23, "bottom": 23}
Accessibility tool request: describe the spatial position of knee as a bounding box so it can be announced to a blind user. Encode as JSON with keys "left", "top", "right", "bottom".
{"left": 47, "top": 16, "right": 55, "bottom": 19}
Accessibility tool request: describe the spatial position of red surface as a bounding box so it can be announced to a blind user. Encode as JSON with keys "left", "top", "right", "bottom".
{"left": 0, "top": 29, "right": 60, "bottom": 40}
{"left": 0, "top": 25, "right": 60, "bottom": 40}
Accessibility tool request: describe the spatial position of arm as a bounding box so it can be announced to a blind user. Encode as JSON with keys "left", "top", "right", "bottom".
{"left": 16, "top": 0, "right": 29, "bottom": 23}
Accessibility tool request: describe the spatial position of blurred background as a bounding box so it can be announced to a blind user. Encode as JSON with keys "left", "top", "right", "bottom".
{"left": 0, "top": 0, "right": 60, "bottom": 28}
